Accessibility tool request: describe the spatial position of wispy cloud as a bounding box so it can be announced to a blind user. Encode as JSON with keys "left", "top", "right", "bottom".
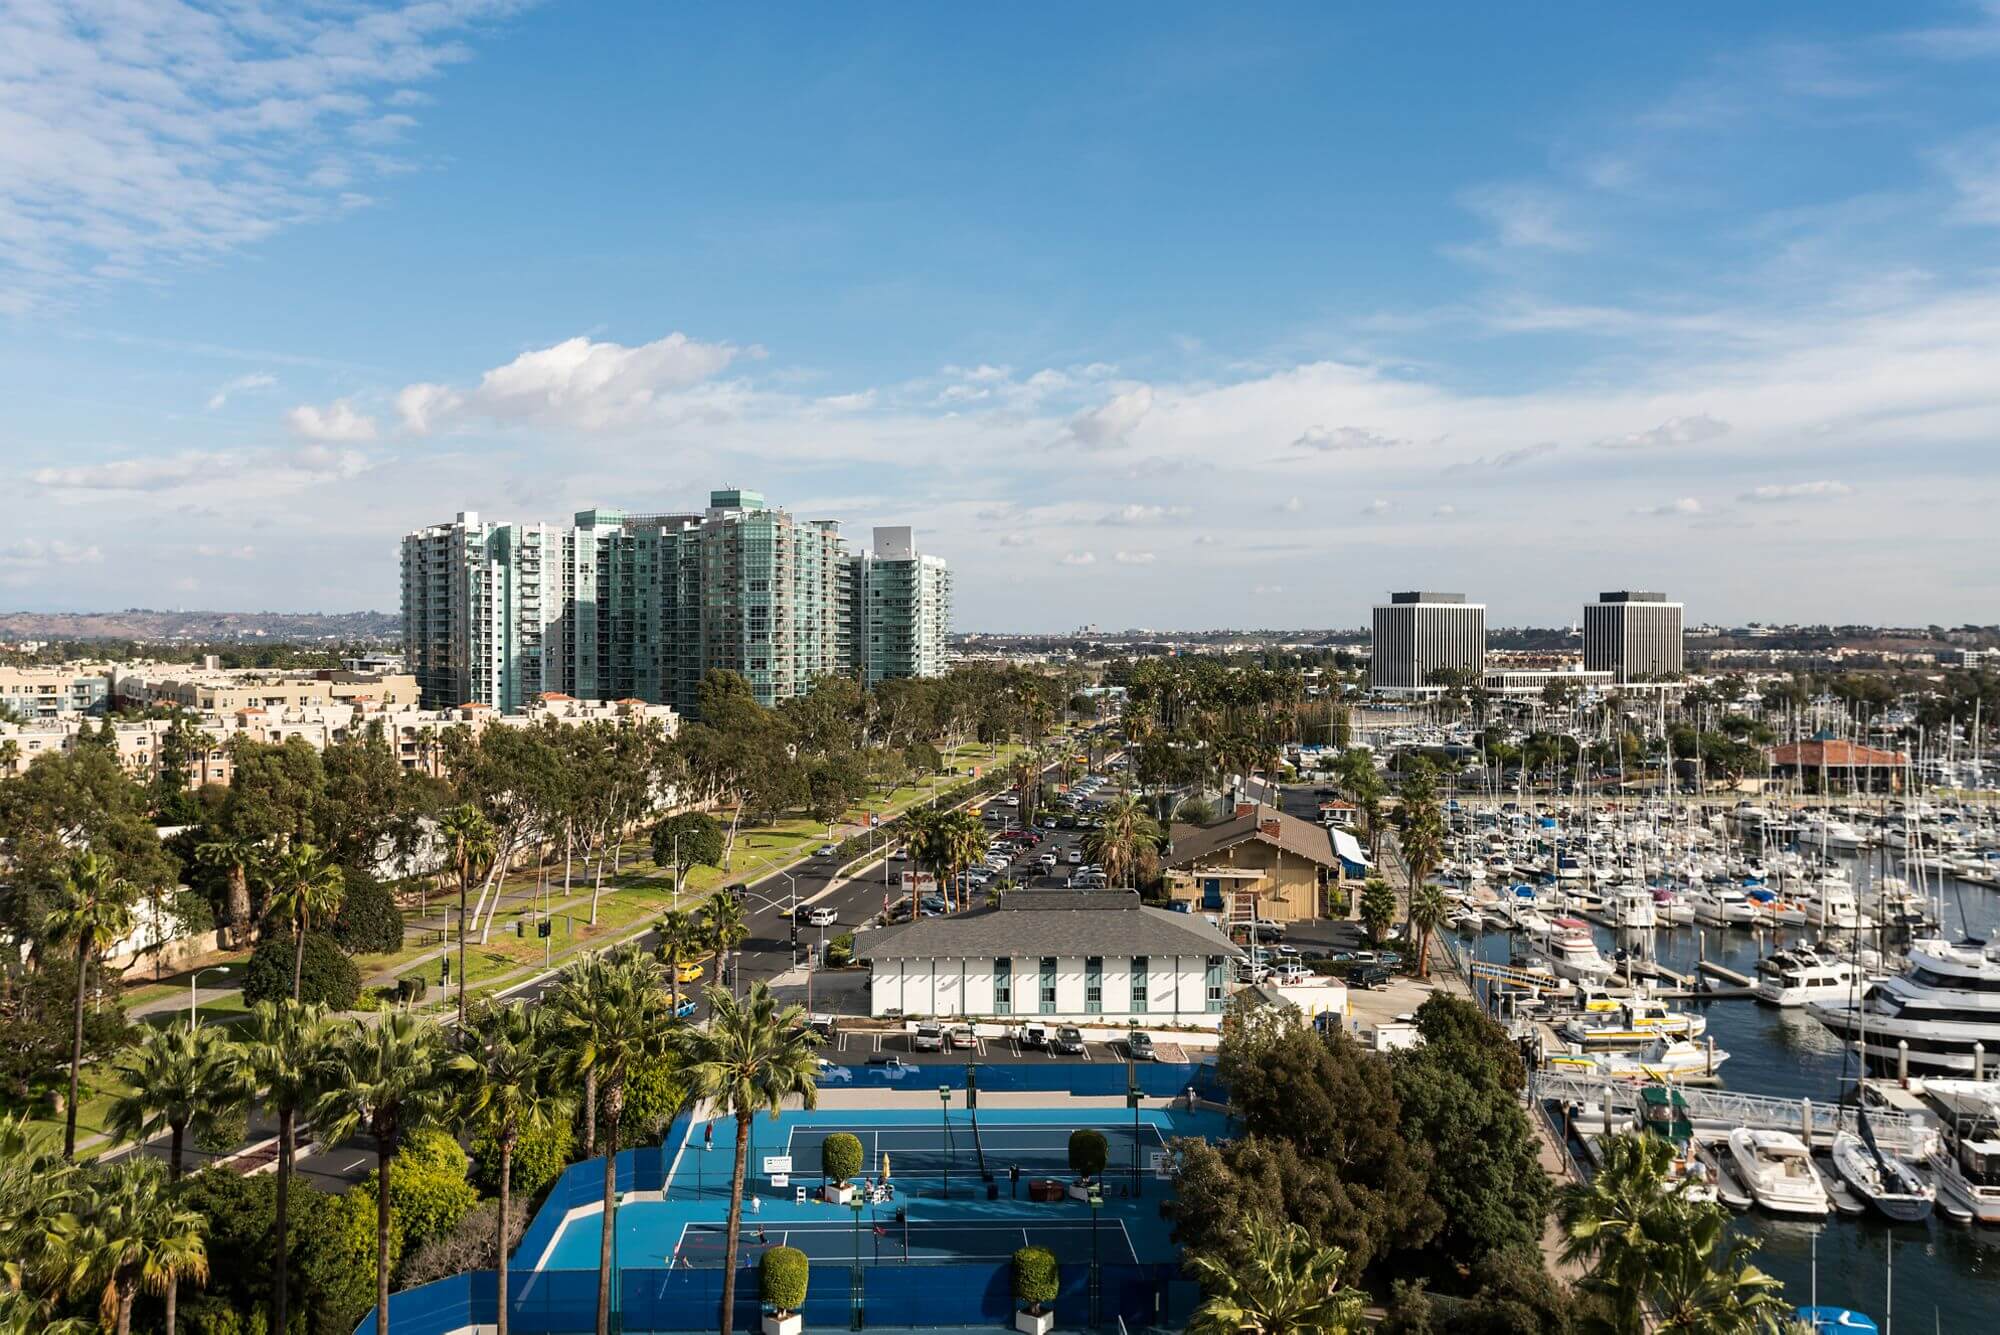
{"left": 1740, "top": 480, "right": 1852, "bottom": 503}
{"left": 394, "top": 333, "right": 745, "bottom": 434}
{"left": 1293, "top": 425, "right": 1402, "bottom": 453}
{"left": 1457, "top": 183, "right": 1587, "bottom": 252}
{"left": 1595, "top": 414, "right": 1731, "bottom": 450}
{"left": 1633, "top": 497, "right": 1705, "bottom": 517}
{"left": 1068, "top": 385, "right": 1153, "bottom": 448}
{"left": 1360, "top": 498, "right": 1391, "bottom": 516}
{"left": 1447, "top": 442, "right": 1559, "bottom": 473}
{"left": 1112, "top": 550, "right": 1156, "bottom": 565}
{"left": 1059, "top": 551, "right": 1097, "bottom": 566}
{"left": 1099, "top": 503, "right": 1191, "bottom": 525}
{"left": 206, "top": 373, "right": 276, "bottom": 411}
{"left": 288, "top": 398, "right": 379, "bottom": 442}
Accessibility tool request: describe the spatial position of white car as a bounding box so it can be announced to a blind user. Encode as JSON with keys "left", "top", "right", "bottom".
{"left": 1002, "top": 795, "right": 1019, "bottom": 807}
{"left": 1066, "top": 848, "right": 1084, "bottom": 865}
{"left": 807, "top": 906, "right": 838, "bottom": 927}
{"left": 1038, "top": 852, "right": 1058, "bottom": 872}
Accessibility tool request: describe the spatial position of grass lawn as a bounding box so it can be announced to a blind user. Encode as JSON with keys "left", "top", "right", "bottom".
{"left": 16, "top": 1064, "right": 136, "bottom": 1158}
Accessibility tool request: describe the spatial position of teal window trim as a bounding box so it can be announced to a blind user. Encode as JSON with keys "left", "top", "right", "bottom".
{"left": 1131, "top": 956, "right": 1149, "bottom": 1014}
{"left": 994, "top": 956, "right": 1012, "bottom": 1015}
{"left": 1085, "top": 957, "right": 1103, "bottom": 1014}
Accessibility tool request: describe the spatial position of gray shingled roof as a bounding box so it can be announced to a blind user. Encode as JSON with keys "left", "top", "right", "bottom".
{"left": 855, "top": 890, "right": 1242, "bottom": 961}
{"left": 1164, "top": 803, "right": 1338, "bottom": 869}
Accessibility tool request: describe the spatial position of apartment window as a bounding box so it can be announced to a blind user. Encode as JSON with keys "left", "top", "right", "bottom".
{"left": 993, "top": 957, "right": 1012, "bottom": 1015}
{"left": 1084, "top": 957, "right": 1103, "bottom": 1013}
{"left": 1039, "top": 957, "right": 1058, "bottom": 1015}
{"left": 1205, "top": 957, "right": 1226, "bottom": 1012}
{"left": 1131, "top": 957, "right": 1148, "bottom": 1014}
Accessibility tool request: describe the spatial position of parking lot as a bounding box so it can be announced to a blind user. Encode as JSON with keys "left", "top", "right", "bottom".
{"left": 831, "top": 1024, "right": 1153, "bottom": 1066}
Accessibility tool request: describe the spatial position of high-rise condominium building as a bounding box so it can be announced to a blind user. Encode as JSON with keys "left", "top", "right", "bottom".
{"left": 401, "top": 493, "right": 949, "bottom": 715}
{"left": 1369, "top": 591, "right": 1487, "bottom": 693}
{"left": 850, "top": 527, "right": 953, "bottom": 686}
{"left": 1583, "top": 591, "right": 1684, "bottom": 683}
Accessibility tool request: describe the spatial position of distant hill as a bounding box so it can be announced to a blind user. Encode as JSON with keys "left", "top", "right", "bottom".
{"left": 0, "top": 609, "right": 399, "bottom": 643}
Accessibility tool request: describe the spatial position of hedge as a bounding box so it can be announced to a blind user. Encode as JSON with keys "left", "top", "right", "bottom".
{"left": 1014, "top": 1246, "right": 1059, "bottom": 1310}
{"left": 471, "top": 1119, "right": 572, "bottom": 1203}
{"left": 1068, "top": 1128, "right": 1108, "bottom": 1180}
{"left": 240, "top": 930, "right": 361, "bottom": 1011}
{"left": 760, "top": 1245, "right": 809, "bottom": 1314}
{"left": 821, "top": 1131, "right": 863, "bottom": 1185}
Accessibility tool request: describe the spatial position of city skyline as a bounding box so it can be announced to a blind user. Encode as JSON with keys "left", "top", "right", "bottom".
{"left": 7, "top": 4, "right": 2000, "bottom": 627}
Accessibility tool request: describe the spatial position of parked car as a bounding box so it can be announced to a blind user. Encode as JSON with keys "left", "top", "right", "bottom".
{"left": 1052, "top": 1026, "right": 1085, "bottom": 1055}
{"left": 949, "top": 1024, "right": 977, "bottom": 1050}
{"left": 913, "top": 1023, "right": 945, "bottom": 1052}
{"left": 675, "top": 961, "right": 705, "bottom": 983}
{"left": 1038, "top": 852, "right": 1058, "bottom": 872}
{"left": 867, "top": 1055, "right": 910, "bottom": 1069}
{"left": 1350, "top": 965, "right": 1392, "bottom": 989}
{"left": 1018, "top": 1024, "right": 1049, "bottom": 1049}
{"left": 1066, "top": 848, "right": 1084, "bottom": 865}
{"left": 1127, "top": 1031, "right": 1156, "bottom": 1061}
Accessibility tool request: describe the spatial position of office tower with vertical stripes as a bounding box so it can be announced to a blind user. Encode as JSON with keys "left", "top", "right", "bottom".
{"left": 1369, "top": 591, "right": 1487, "bottom": 693}
{"left": 1584, "top": 590, "right": 1684, "bottom": 682}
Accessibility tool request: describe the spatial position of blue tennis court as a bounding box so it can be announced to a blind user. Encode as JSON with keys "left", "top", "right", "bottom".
{"left": 673, "top": 1217, "right": 1141, "bottom": 1266}
{"left": 785, "top": 1119, "right": 1172, "bottom": 1181}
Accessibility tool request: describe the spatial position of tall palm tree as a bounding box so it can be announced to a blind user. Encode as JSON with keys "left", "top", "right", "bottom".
{"left": 902, "top": 808, "right": 947, "bottom": 918}
{"left": 939, "top": 809, "right": 986, "bottom": 911}
{"left": 1644, "top": 1206, "right": 1788, "bottom": 1334}
{"left": 702, "top": 893, "right": 748, "bottom": 996}
{"left": 106, "top": 1022, "right": 245, "bottom": 1180}
{"left": 311, "top": 1013, "right": 454, "bottom": 1335}
{"left": 261, "top": 841, "right": 346, "bottom": 1001}
{"left": 240, "top": 999, "right": 335, "bottom": 1335}
{"left": 454, "top": 1004, "right": 572, "bottom": 1335}
{"left": 552, "top": 955, "right": 609, "bottom": 1158}
{"left": 1085, "top": 795, "right": 1160, "bottom": 890}
{"left": 0, "top": 1110, "right": 81, "bottom": 1326}
{"left": 42, "top": 850, "right": 137, "bottom": 1161}
{"left": 1185, "top": 1214, "right": 1364, "bottom": 1335}
{"left": 438, "top": 803, "right": 497, "bottom": 1027}
{"left": 554, "top": 950, "right": 677, "bottom": 1335}
{"left": 193, "top": 832, "right": 264, "bottom": 948}
{"left": 1558, "top": 1132, "right": 1679, "bottom": 1335}
{"left": 654, "top": 908, "right": 703, "bottom": 1015}
{"left": 1405, "top": 884, "right": 1449, "bottom": 981}
{"left": 677, "top": 983, "right": 821, "bottom": 1335}
{"left": 48, "top": 1156, "right": 208, "bottom": 1335}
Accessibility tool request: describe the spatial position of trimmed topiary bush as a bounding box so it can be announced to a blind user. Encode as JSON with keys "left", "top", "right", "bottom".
{"left": 760, "top": 1245, "right": 809, "bottom": 1315}
{"left": 332, "top": 870, "right": 405, "bottom": 955}
{"left": 821, "top": 1131, "right": 863, "bottom": 1186}
{"left": 240, "top": 930, "right": 361, "bottom": 1011}
{"left": 1068, "top": 1128, "right": 1108, "bottom": 1180}
{"left": 1013, "top": 1246, "right": 1059, "bottom": 1314}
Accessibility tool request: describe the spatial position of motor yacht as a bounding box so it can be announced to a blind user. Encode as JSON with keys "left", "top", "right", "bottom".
{"left": 1809, "top": 937, "right": 2000, "bottom": 1074}
{"left": 1547, "top": 1036, "right": 1726, "bottom": 1082}
{"left": 1602, "top": 884, "right": 1658, "bottom": 930}
{"left": 1918, "top": 1079, "right": 2000, "bottom": 1224}
{"left": 1727, "top": 1128, "right": 1831, "bottom": 1216}
{"left": 1537, "top": 918, "right": 1615, "bottom": 983}
{"left": 1561, "top": 997, "right": 1706, "bottom": 1046}
{"left": 1753, "top": 946, "right": 1868, "bottom": 1008}
{"left": 1692, "top": 886, "right": 1758, "bottom": 926}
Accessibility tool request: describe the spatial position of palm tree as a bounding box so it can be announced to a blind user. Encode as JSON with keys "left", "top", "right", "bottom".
{"left": 702, "top": 892, "right": 748, "bottom": 996}
{"left": 1085, "top": 795, "right": 1160, "bottom": 890}
{"left": 677, "top": 983, "right": 821, "bottom": 1335}
{"left": 1185, "top": 1214, "right": 1364, "bottom": 1335}
{"left": 193, "top": 832, "right": 264, "bottom": 948}
{"left": 261, "top": 841, "right": 346, "bottom": 1001}
{"left": 654, "top": 908, "right": 704, "bottom": 1015}
{"left": 552, "top": 956, "right": 609, "bottom": 1158}
{"left": 48, "top": 1156, "right": 208, "bottom": 1335}
{"left": 554, "top": 950, "right": 677, "bottom": 1335}
{"left": 0, "top": 1111, "right": 81, "bottom": 1328}
{"left": 454, "top": 1004, "right": 572, "bottom": 1335}
{"left": 311, "top": 1013, "right": 454, "bottom": 1335}
{"left": 438, "top": 803, "right": 497, "bottom": 1027}
{"left": 42, "top": 850, "right": 137, "bottom": 1161}
{"left": 1644, "top": 1206, "right": 1788, "bottom": 1333}
{"left": 1358, "top": 878, "right": 1396, "bottom": 947}
{"left": 939, "top": 809, "right": 986, "bottom": 911}
{"left": 1558, "top": 1132, "right": 1678, "bottom": 1335}
{"left": 106, "top": 1022, "right": 244, "bottom": 1180}
{"left": 903, "top": 808, "right": 947, "bottom": 918}
{"left": 240, "top": 999, "right": 334, "bottom": 1335}
{"left": 1405, "top": 884, "right": 1449, "bottom": 981}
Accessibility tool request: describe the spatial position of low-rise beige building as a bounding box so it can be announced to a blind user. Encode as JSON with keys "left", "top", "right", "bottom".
{"left": 1162, "top": 802, "right": 1365, "bottom": 926}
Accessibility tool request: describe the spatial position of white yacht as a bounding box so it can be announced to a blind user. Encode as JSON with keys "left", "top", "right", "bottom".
{"left": 1602, "top": 884, "right": 1658, "bottom": 930}
{"left": 1692, "top": 886, "right": 1758, "bottom": 926}
{"left": 1808, "top": 937, "right": 2000, "bottom": 1074}
{"left": 1754, "top": 947, "right": 1868, "bottom": 1008}
{"left": 1727, "top": 1128, "right": 1831, "bottom": 1216}
{"left": 1561, "top": 997, "right": 1706, "bottom": 1046}
{"left": 1919, "top": 1079, "right": 2000, "bottom": 1224}
{"left": 1547, "top": 1037, "right": 1727, "bottom": 1082}
{"left": 1538, "top": 918, "right": 1615, "bottom": 983}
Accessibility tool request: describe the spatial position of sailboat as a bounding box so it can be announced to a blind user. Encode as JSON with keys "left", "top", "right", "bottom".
{"left": 1830, "top": 1112, "right": 1934, "bottom": 1222}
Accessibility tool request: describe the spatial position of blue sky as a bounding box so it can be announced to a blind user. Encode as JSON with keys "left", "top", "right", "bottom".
{"left": 4, "top": 1, "right": 2000, "bottom": 629}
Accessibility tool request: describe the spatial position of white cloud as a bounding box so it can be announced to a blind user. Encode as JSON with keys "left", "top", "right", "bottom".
{"left": 1458, "top": 183, "right": 1587, "bottom": 252}
{"left": 206, "top": 373, "right": 275, "bottom": 411}
{"left": 1434, "top": 504, "right": 1460, "bottom": 518}
{"left": 1934, "top": 133, "right": 2000, "bottom": 225}
{"left": 1192, "top": 534, "right": 1221, "bottom": 546}
{"left": 31, "top": 452, "right": 224, "bottom": 492}
{"left": 287, "top": 398, "right": 379, "bottom": 442}
{"left": 1360, "top": 498, "right": 1391, "bottom": 516}
{"left": 1113, "top": 551, "right": 1156, "bottom": 565}
{"left": 395, "top": 333, "right": 743, "bottom": 434}
{"left": 1280, "top": 496, "right": 1304, "bottom": 513}
{"left": 0, "top": 538, "right": 103, "bottom": 569}
{"left": 1740, "top": 480, "right": 1853, "bottom": 503}
{"left": 1595, "top": 414, "right": 1731, "bottom": 450}
{"left": 1059, "top": 551, "right": 1097, "bottom": 566}
{"left": 1293, "top": 425, "right": 1402, "bottom": 452}
{"left": 1252, "top": 584, "right": 1284, "bottom": 595}
{"left": 816, "top": 390, "right": 877, "bottom": 412}
{"left": 1634, "top": 497, "right": 1705, "bottom": 517}
{"left": 32, "top": 444, "right": 369, "bottom": 498}
{"left": 1448, "top": 442, "right": 1559, "bottom": 473}
{"left": 1100, "top": 503, "right": 1190, "bottom": 525}
{"left": 997, "top": 532, "right": 1033, "bottom": 548}
{"left": 1069, "top": 386, "right": 1153, "bottom": 448}
{"left": 194, "top": 543, "right": 259, "bottom": 560}
{"left": 0, "top": 0, "right": 515, "bottom": 311}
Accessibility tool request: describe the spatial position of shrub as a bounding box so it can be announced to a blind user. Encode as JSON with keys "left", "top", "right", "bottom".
{"left": 471, "top": 1119, "right": 574, "bottom": 1203}
{"left": 398, "top": 1197, "right": 526, "bottom": 1289}
{"left": 397, "top": 972, "right": 429, "bottom": 1004}
{"left": 760, "top": 1245, "right": 809, "bottom": 1314}
{"left": 1013, "top": 1246, "right": 1059, "bottom": 1313}
{"left": 1068, "top": 1128, "right": 1108, "bottom": 1180}
{"left": 193, "top": 1103, "right": 248, "bottom": 1157}
{"left": 301, "top": 1181, "right": 399, "bottom": 1334}
{"left": 385, "top": 1130, "right": 480, "bottom": 1263}
{"left": 821, "top": 1131, "right": 863, "bottom": 1185}
{"left": 332, "top": 870, "right": 405, "bottom": 955}
{"left": 617, "top": 1058, "right": 688, "bottom": 1146}
{"left": 240, "top": 930, "right": 361, "bottom": 1011}
{"left": 826, "top": 932, "right": 856, "bottom": 966}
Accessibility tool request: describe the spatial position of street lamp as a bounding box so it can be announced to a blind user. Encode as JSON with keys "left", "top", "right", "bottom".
{"left": 1127, "top": 1020, "right": 1142, "bottom": 1199}
{"left": 189, "top": 965, "right": 233, "bottom": 1027}
{"left": 850, "top": 1193, "right": 866, "bottom": 1330}
{"left": 938, "top": 1085, "right": 952, "bottom": 1198}
{"left": 1087, "top": 1188, "right": 1103, "bottom": 1328}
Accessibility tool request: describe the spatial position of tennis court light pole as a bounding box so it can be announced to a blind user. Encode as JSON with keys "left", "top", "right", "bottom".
{"left": 1088, "top": 1188, "right": 1103, "bottom": 1329}
{"left": 1127, "top": 1020, "right": 1142, "bottom": 1198}
{"left": 938, "top": 1085, "right": 952, "bottom": 1197}
{"left": 850, "top": 1194, "right": 865, "bottom": 1330}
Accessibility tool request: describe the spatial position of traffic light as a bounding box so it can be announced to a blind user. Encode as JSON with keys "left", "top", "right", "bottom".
{"left": 538, "top": 920, "right": 552, "bottom": 939}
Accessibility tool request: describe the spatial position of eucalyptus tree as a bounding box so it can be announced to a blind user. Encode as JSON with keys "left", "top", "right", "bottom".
{"left": 106, "top": 1022, "right": 245, "bottom": 1180}
{"left": 677, "top": 984, "right": 821, "bottom": 1335}
{"left": 260, "top": 840, "right": 346, "bottom": 1001}
{"left": 312, "top": 1013, "right": 456, "bottom": 1335}
{"left": 239, "top": 998, "right": 336, "bottom": 1335}
{"left": 42, "top": 850, "right": 136, "bottom": 1160}
{"left": 454, "top": 1004, "right": 573, "bottom": 1335}
{"left": 553, "top": 950, "right": 678, "bottom": 1335}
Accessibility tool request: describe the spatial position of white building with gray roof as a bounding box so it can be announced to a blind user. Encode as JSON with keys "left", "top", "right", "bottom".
{"left": 853, "top": 890, "right": 1243, "bottom": 1027}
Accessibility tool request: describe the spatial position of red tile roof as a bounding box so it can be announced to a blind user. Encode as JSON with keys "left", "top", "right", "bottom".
{"left": 1769, "top": 740, "right": 1908, "bottom": 767}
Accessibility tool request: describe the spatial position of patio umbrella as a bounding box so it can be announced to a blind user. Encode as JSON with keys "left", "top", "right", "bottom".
{"left": 881, "top": 1151, "right": 892, "bottom": 1182}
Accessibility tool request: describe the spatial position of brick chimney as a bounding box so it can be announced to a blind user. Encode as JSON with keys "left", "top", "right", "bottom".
{"left": 1260, "top": 819, "right": 1283, "bottom": 838}
{"left": 1234, "top": 802, "right": 1257, "bottom": 819}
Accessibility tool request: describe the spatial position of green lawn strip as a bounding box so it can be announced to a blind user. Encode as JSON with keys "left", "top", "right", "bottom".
{"left": 17, "top": 1067, "right": 135, "bottom": 1157}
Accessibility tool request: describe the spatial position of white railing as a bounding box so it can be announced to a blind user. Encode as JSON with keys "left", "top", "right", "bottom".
{"left": 1530, "top": 1071, "right": 1931, "bottom": 1156}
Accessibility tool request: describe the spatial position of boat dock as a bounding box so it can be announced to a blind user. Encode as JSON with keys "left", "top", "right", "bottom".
{"left": 1697, "top": 960, "right": 1756, "bottom": 988}
{"left": 1530, "top": 1071, "right": 1933, "bottom": 1157}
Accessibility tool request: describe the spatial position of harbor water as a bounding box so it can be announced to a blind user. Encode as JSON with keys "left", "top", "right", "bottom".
{"left": 1460, "top": 848, "right": 2000, "bottom": 1329}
